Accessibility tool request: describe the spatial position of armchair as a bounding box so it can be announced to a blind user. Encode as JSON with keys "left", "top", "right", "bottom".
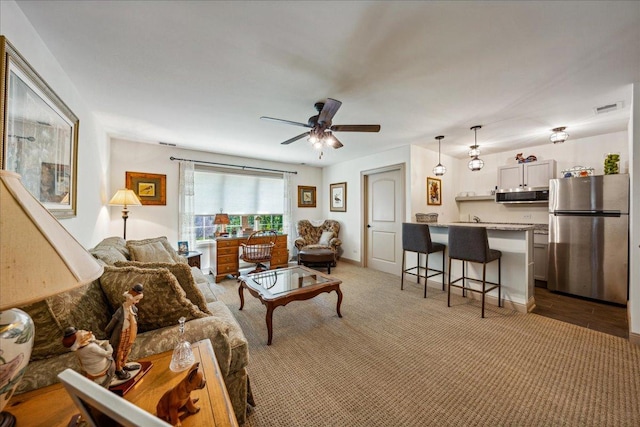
{"left": 294, "top": 220, "right": 342, "bottom": 265}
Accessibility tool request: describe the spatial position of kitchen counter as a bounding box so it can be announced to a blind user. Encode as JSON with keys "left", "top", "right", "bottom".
{"left": 421, "top": 222, "right": 536, "bottom": 313}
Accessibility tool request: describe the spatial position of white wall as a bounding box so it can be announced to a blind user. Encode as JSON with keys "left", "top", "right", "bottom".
{"left": 109, "top": 138, "right": 323, "bottom": 270}
{"left": 1, "top": 0, "right": 110, "bottom": 247}
{"left": 457, "top": 131, "right": 629, "bottom": 224}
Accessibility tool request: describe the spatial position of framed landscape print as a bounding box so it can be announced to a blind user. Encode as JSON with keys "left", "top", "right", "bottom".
{"left": 298, "top": 185, "right": 316, "bottom": 208}
{"left": 427, "top": 177, "right": 442, "bottom": 206}
{"left": 126, "top": 171, "right": 166, "bottom": 205}
{"left": 330, "top": 182, "right": 347, "bottom": 212}
{"left": 1, "top": 36, "right": 79, "bottom": 218}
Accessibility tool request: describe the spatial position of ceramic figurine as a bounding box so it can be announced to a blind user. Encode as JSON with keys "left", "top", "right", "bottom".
{"left": 156, "top": 362, "right": 206, "bottom": 427}
{"left": 105, "top": 283, "right": 144, "bottom": 380}
{"left": 515, "top": 153, "right": 537, "bottom": 163}
{"left": 62, "top": 327, "right": 115, "bottom": 387}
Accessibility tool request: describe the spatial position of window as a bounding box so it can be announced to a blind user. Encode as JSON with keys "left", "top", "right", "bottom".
{"left": 194, "top": 167, "right": 284, "bottom": 241}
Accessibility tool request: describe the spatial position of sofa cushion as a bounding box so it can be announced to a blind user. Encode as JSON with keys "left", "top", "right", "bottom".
{"left": 114, "top": 261, "right": 212, "bottom": 314}
{"left": 127, "top": 240, "right": 175, "bottom": 263}
{"left": 94, "top": 236, "right": 130, "bottom": 258}
{"left": 89, "top": 246, "right": 128, "bottom": 265}
{"left": 127, "top": 236, "right": 182, "bottom": 263}
{"left": 46, "top": 280, "right": 112, "bottom": 340}
{"left": 100, "top": 266, "right": 208, "bottom": 332}
{"left": 19, "top": 300, "right": 66, "bottom": 361}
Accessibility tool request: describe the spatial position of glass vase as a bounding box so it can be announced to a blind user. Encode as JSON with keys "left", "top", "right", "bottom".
{"left": 169, "top": 316, "right": 195, "bottom": 372}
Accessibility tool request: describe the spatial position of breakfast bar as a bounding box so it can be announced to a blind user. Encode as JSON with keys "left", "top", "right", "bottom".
{"left": 422, "top": 222, "right": 536, "bottom": 313}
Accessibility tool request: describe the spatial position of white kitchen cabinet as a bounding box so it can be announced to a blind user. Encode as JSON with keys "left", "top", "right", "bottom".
{"left": 498, "top": 159, "right": 556, "bottom": 190}
{"left": 533, "top": 233, "right": 548, "bottom": 281}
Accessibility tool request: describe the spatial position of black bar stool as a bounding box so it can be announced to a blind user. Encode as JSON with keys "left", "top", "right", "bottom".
{"left": 447, "top": 225, "right": 502, "bottom": 317}
{"left": 401, "top": 222, "right": 446, "bottom": 298}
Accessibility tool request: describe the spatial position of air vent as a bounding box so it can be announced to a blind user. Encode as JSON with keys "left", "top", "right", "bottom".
{"left": 158, "top": 141, "right": 177, "bottom": 147}
{"left": 593, "top": 101, "right": 623, "bottom": 115}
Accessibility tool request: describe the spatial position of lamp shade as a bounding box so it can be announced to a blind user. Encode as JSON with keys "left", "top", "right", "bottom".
{"left": 108, "top": 189, "right": 142, "bottom": 207}
{"left": 0, "top": 171, "right": 103, "bottom": 309}
{"left": 214, "top": 213, "right": 230, "bottom": 225}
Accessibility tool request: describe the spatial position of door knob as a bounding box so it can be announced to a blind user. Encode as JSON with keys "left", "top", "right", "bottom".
{"left": 367, "top": 224, "right": 372, "bottom": 228}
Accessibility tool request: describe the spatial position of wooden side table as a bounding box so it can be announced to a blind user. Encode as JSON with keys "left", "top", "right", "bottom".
{"left": 6, "top": 339, "right": 238, "bottom": 427}
{"left": 185, "top": 250, "right": 202, "bottom": 269}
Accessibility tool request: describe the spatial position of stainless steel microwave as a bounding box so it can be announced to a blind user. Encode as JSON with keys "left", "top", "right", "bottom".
{"left": 495, "top": 188, "right": 549, "bottom": 204}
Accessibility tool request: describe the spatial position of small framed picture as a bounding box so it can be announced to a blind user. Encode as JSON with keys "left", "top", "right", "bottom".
{"left": 126, "top": 171, "right": 167, "bottom": 205}
{"left": 427, "top": 177, "right": 442, "bottom": 206}
{"left": 330, "top": 182, "right": 347, "bottom": 212}
{"left": 298, "top": 186, "right": 316, "bottom": 208}
{"left": 177, "top": 241, "right": 189, "bottom": 255}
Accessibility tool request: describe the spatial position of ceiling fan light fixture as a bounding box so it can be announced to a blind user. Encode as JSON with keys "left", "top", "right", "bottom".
{"left": 550, "top": 126, "right": 568, "bottom": 144}
{"left": 432, "top": 135, "right": 446, "bottom": 176}
{"left": 468, "top": 125, "right": 484, "bottom": 171}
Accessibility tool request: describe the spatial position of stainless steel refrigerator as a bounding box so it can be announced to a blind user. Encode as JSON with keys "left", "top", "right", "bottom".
{"left": 548, "top": 174, "right": 629, "bottom": 305}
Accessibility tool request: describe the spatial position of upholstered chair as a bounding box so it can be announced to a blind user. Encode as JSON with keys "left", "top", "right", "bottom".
{"left": 294, "top": 220, "right": 342, "bottom": 265}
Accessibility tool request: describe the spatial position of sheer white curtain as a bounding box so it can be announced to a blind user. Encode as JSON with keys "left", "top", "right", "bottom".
{"left": 283, "top": 172, "right": 293, "bottom": 261}
{"left": 178, "top": 161, "right": 195, "bottom": 250}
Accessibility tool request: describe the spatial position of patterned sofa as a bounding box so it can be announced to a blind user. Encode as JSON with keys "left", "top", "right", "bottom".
{"left": 294, "top": 220, "right": 342, "bottom": 265}
{"left": 16, "top": 236, "right": 251, "bottom": 424}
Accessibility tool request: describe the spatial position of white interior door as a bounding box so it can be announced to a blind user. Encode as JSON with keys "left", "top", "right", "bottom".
{"left": 365, "top": 167, "right": 404, "bottom": 275}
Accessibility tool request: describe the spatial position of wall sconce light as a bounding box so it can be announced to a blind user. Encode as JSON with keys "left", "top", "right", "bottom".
{"left": 550, "top": 127, "right": 569, "bottom": 144}
{"left": 432, "top": 135, "right": 446, "bottom": 176}
{"left": 467, "top": 125, "right": 484, "bottom": 171}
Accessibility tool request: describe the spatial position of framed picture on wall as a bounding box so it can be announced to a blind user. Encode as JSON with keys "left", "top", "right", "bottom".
{"left": 427, "top": 177, "right": 442, "bottom": 206}
{"left": 1, "top": 36, "right": 79, "bottom": 218}
{"left": 330, "top": 182, "right": 347, "bottom": 212}
{"left": 298, "top": 185, "right": 316, "bottom": 208}
{"left": 126, "top": 171, "right": 166, "bottom": 205}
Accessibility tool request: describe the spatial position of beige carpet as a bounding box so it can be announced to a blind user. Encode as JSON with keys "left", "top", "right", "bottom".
{"left": 214, "top": 264, "right": 640, "bottom": 426}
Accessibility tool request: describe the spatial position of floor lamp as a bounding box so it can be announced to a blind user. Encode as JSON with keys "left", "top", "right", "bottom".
{"left": 109, "top": 189, "right": 142, "bottom": 240}
{"left": 0, "top": 171, "right": 103, "bottom": 427}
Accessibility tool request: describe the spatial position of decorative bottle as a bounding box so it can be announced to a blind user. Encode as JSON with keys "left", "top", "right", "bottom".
{"left": 169, "top": 316, "right": 195, "bottom": 372}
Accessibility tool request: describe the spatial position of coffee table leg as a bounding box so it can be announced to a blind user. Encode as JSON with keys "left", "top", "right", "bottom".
{"left": 335, "top": 286, "right": 343, "bottom": 318}
{"left": 238, "top": 284, "right": 245, "bottom": 310}
{"left": 265, "top": 305, "right": 274, "bottom": 345}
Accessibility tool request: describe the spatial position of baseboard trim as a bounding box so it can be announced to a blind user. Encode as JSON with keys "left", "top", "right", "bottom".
{"left": 629, "top": 331, "right": 640, "bottom": 346}
{"left": 338, "top": 258, "right": 362, "bottom": 267}
{"left": 425, "top": 279, "right": 529, "bottom": 313}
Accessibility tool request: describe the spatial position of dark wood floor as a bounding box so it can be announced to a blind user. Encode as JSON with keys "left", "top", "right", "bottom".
{"left": 532, "top": 281, "right": 628, "bottom": 339}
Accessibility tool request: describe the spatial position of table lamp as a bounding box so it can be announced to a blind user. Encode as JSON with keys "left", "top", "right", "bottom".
{"left": 0, "top": 171, "right": 103, "bottom": 427}
{"left": 214, "top": 212, "right": 230, "bottom": 237}
{"left": 109, "top": 189, "right": 142, "bottom": 239}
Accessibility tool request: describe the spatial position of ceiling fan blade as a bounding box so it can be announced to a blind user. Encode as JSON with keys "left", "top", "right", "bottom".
{"left": 261, "top": 116, "right": 312, "bottom": 128}
{"left": 317, "top": 98, "right": 342, "bottom": 125}
{"left": 281, "top": 132, "right": 310, "bottom": 145}
{"left": 329, "top": 135, "right": 344, "bottom": 149}
{"left": 330, "top": 124, "right": 381, "bottom": 132}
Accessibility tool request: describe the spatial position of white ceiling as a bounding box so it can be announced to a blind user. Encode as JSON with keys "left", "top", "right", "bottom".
{"left": 15, "top": 1, "right": 640, "bottom": 167}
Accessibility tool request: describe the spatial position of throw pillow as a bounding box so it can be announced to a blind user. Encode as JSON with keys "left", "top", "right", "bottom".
{"left": 18, "top": 300, "right": 66, "bottom": 361}
{"left": 127, "top": 240, "right": 175, "bottom": 263}
{"left": 127, "top": 236, "right": 181, "bottom": 263}
{"left": 114, "top": 261, "right": 211, "bottom": 314}
{"left": 318, "top": 230, "right": 334, "bottom": 246}
{"left": 100, "top": 265, "right": 208, "bottom": 333}
{"left": 89, "top": 246, "right": 128, "bottom": 266}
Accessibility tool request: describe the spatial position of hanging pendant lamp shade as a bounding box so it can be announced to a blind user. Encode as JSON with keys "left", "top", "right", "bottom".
{"left": 550, "top": 126, "right": 569, "bottom": 144}
{"left": 432, "top": 135, "right": 446, "bottom": 176}
{"left": 467, "top": 125, "right": 484, "bottom": 171}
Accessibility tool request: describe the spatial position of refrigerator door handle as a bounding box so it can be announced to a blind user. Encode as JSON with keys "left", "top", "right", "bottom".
{"left": 552, "top": 210, "right": 621, "bottom": 217}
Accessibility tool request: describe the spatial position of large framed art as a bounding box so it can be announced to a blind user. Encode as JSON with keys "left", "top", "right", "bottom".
{"left": 1, "top": 36, "right": 79, "bottom": 218}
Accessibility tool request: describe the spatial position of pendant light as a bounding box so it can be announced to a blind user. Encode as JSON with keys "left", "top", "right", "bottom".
{"left": 432, "top": 135, "right": 446, "bottom": 176}
{"left": 467, "top": 125, "right": 484, "bottom": 171}
{"left": 468, "top": 145, "right": 481, "bottom": 157}
{"left": 550, "top": 126, "right": 569, "bottom": 144}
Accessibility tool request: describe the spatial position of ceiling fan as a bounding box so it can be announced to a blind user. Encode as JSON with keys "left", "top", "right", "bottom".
{"left": 260, "top": 98, "right": 381, "bottom": 156}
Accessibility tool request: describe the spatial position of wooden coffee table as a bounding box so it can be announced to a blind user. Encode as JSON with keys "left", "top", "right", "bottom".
{"left": 238, "top": 266, "right": 343, "bottom": 345}
{"left": 6, "top": 339, "right": 238, "bottom": 427}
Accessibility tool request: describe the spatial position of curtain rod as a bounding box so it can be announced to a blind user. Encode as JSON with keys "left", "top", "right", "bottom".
{"left": 169, "top": 156, "right": 298, "bottom": 174}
